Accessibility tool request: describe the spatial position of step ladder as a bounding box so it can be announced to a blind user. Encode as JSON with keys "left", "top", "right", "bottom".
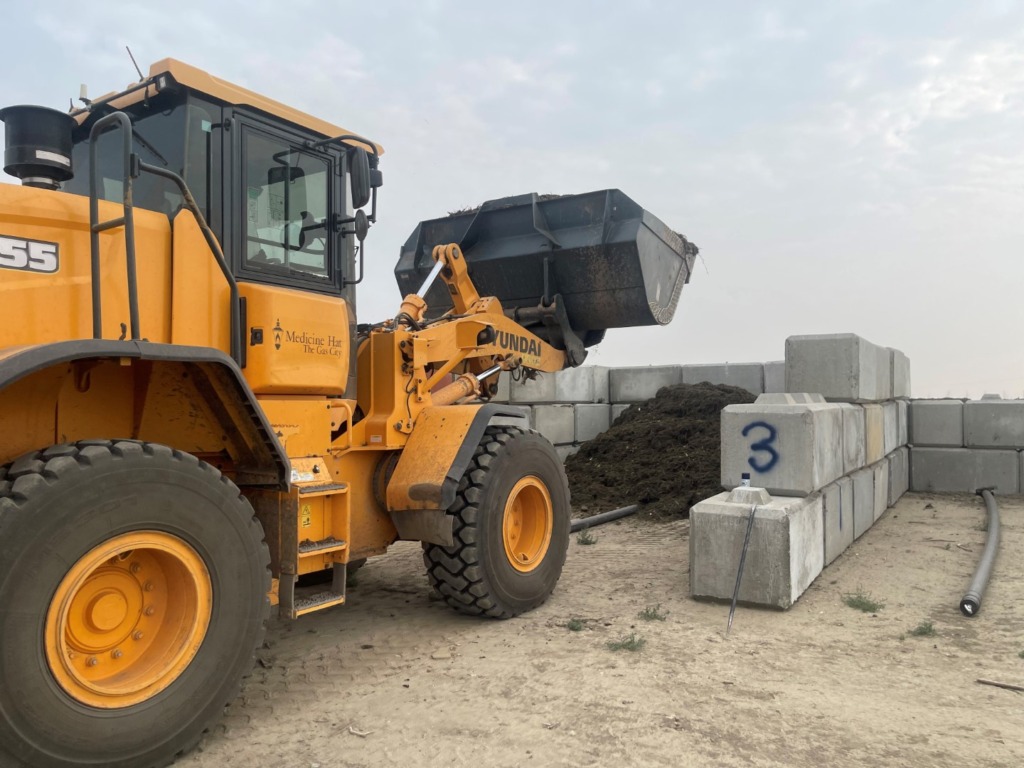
{"left": 278, "top": 480, "right": 353, "bottom": 619}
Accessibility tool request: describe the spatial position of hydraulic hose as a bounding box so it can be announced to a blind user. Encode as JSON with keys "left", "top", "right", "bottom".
{"left": 960, "top": 489, "right": 1000, "bottom": 617}
{"left": 570, "top": 504, "right": 638, "bottom": 533}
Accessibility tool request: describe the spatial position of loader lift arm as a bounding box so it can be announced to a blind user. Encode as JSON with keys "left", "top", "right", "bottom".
{"left": 389, "top": 242, "right": 567, "bottom": 412}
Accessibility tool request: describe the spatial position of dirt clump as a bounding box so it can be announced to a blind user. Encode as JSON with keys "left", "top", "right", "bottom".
{"left": 565, "top": 382, "right": 755, "bottom": 519}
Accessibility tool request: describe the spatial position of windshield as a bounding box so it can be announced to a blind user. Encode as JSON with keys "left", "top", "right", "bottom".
{"left": 241, "top": 126, "right": 331, "bottom": 282}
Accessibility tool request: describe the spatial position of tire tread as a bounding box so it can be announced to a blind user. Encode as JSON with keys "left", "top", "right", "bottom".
{"left": 422, "top": 426, "right": 567, "bottom": 619}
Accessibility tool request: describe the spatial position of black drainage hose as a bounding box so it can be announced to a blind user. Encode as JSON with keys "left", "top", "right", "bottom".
{"left": 570, "top": 504, "right": 639, "bottom": 533}
{"left": 960, "top": 488, "right": 1000, "bottom": 617}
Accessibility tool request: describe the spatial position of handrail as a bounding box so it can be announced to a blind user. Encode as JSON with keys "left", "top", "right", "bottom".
{"left": 88, "top": 112, "right": 140, "bottom": 341}
{"left": 137, "top": 161, "right": 241, "bottom": 364}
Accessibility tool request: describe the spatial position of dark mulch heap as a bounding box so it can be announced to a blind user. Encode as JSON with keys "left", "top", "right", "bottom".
{"left": 565, "top": 383, "right": 756, "bottom": 520}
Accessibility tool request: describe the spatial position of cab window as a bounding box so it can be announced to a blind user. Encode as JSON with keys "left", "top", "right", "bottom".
{"left": 242, "top": 127, "right": 331, "bottom": 282}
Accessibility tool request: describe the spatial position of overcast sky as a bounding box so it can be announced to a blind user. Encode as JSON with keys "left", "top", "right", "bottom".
{"left": 3, "top": 1, "right": 1022, "bottom": 397}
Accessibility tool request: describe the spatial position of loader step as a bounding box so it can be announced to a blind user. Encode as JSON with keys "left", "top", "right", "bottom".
{"left": 297, "top": 537, "right": 348, "bottom": 556}
{"left": 293, "top": 590, "right": 346, "bottom": 617}
{"left": 298, "top": 482, "right": 348, "bottom": 496}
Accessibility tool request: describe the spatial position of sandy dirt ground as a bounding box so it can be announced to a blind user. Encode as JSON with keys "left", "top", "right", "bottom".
{"left": 183, "top": 493, "right": 1023, "bottom": 768}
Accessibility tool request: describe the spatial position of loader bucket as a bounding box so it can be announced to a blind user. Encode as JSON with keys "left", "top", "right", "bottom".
{"left": 395, "top": 189, "right": 698, "bottom": 344}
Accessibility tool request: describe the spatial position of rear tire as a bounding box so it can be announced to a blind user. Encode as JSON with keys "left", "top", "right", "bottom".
{"left": 0, "top": 441, "right": 270, "bottom": 768}
{"left": 423, "top": 427, "right": 570, "bottom": 618}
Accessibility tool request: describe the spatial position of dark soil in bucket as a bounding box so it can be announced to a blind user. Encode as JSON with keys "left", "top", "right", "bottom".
{"left": 565, "top": 383, "right": 756, "bottom": 520}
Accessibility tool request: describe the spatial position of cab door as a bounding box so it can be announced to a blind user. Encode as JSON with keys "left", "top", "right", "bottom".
{"left": 229, "top": 111, "right": 350, "bottom": 395}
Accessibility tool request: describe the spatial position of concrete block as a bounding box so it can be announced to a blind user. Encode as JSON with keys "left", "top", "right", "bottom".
{"left": 839, "top": 403, "right": 866, "bottom": 474}
{"left": 501, "top": 405, "right": 533, "bottom": 427}
{"left": 863, "top": 404, "right": 884, "bottom": 464}
{"left": 872, "top": 460, "right": 889, "bottom": 521}
{"left": 532, "top": 405, "right": 575, "bottom": 445}
{"left": 587, "top": 366, "right": 610, "bottom": 404}
{"left": 822, "top": 476, "right": 854, "bottom": 566}
{"left": 764, "top": 360, "right": 785, "bottom": 393}
{"left": 721, "top": 403, "right": 844, "bottom": 496}
{"left": 910, "top": 447, "right": 1019, "bottom": 494}
{"left": 882, "top": 401, "right": 899, "bottom": 456}
{"left": 964, "top": 400, "right": 1024, "bottom": 448}
{"left": 611, "top": 404, "right": 630, "bottom": 423}
{"left": 509, "top": 374, "right": 555, "bottom": 404}
{"left": 897, "top": 399, "right": 908, "bottom": 447}
{"left": 682, "top": 362, "right": 764, "bottom": 395}
{"left": 555, "top": 444, "right": 580, "bottom": 463}
{"left": 850, "top": 467, "right": 874, "bottom": 540}
{"left": 689, "top": 488, "right": 823, "bottom": 609}
{"left": 889, "top": 348, "right": 911, "bottom": 398}
{"left": 888, "top": 448, "right": 909, "bottom": 507}
{"left": 755, "top": 393, "right": 826, "bottom": 405}
{"left": 909, "top": 399, "right": 963, "bottom": 447}
{"left": 552, "top": 365, "right": 608, "bottom": 403}
{"left": 492, "top": 371, "right": 510, "bottom": 402}
{"left": 897, "top": 446, "right": 910, "bottom": 498}
{"left": 785, "top": 333, "right": 891, "bottom": 402}
{"left": 609, "top": 365, "right": 683, "bottom": 403}
{"left": 574, "top": 404, "right": 611, "bottom": 442}
{"left": 510, "top": 366, "right": 609, "bottom": 404}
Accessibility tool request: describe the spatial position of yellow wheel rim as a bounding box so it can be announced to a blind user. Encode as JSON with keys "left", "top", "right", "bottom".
{"left": 44, "top": 531, "right": 212, "bottom": 709}
{"left": 501, "top": 477, "right": 554, "bottom": 573}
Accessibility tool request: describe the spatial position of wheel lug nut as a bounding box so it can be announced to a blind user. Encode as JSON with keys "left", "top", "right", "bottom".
{"left": 133, "top": 631, "right": 144, "bottom": 641}
{"left": 144, "top": 606, "right": 155, "bottom": 616}
{"left": 144, "top": 581, "right": 154, "bottom": 592}
{"left": 130, "top": 562, "right": 141, "bottom": 574}
{"left": 111, "top": 649, "right": 123, "bottom": 659}
{"left": 68, "top": 651, "right": 76, "bottom": 660}
{"left": 87, "top": 657, "right": 98, "bottom": 667}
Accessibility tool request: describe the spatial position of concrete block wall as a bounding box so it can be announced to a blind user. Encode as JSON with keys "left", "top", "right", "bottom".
{"left": 909, "top": 397, "right": 1024, "bottom": 493}
{"left": 493, "top": 358, "right": 782, "bottom": 455}
{"left": 693, "top": 333, "right": 912, "bottom": 610}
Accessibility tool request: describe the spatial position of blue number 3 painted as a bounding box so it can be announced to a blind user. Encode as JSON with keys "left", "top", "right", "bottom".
{"left": 742, "top": 421, "right": 780, "bottom": 473}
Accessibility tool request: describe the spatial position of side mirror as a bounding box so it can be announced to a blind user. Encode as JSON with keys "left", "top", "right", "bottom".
{"left": 349, "top": 147, "right": 371, "bottom": 209}
{"left": 353, "top": 208, "right": 368, "bottom": 241}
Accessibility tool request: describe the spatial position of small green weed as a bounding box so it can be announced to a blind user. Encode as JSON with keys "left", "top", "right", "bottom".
{"left": 1018, "top": 650, "right": 1024, "bottom": 659}
{"left": 842, "top": 589, "right": 884, "bottom": 613}
{"left": 908, "top": 620, "right": 935, "bottom": 637}
{"left": 607, "top": 633, "right": 646, "bottom": 652}
{"left": 566, "top": 618, "right": 584, "bottom": 632}
{"left": 638, "top": 604, "right": 668, "bottom": 621}
{"left": 576, "top": 529, "right": 598, "bottom": 545}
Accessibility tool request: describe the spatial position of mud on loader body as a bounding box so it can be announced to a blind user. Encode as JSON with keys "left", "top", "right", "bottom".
{"left": 0, "top": 60, "right": 697, "bottom": 767}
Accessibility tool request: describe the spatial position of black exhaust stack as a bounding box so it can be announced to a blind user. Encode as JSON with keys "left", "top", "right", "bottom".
{"left": 0, "top": 105, "right": 76, "bottom": 189}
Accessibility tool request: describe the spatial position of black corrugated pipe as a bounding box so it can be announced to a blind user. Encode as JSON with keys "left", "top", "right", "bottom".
{"left": 570, "top": 504, "right": 639, "bottom": 533}
{"left": 960, "top": 488, "right": 1001, "bottom": 617}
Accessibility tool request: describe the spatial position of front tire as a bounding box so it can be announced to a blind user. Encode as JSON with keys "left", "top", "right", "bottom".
{"left": 423, "top": 427, "right": 570, "bottom": 618}
{"left": 0, "top": 441, "right": 270, "bottom": 768}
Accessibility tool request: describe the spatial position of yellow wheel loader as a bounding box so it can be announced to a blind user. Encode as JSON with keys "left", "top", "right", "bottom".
{"left": 0, "top": 59, "right": 697, "bottom": 767}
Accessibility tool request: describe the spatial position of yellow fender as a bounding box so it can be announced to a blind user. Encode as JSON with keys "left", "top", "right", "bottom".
{"left": 385, "top": 403, "right": 530, "bottom": 545}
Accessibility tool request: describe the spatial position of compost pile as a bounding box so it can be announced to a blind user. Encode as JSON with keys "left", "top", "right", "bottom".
{"left": 565, "top": 383, "right": 755, "bottom": 519}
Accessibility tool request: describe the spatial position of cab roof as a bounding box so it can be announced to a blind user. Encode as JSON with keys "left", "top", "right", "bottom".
{"left": 73, "top": 58, "right": 383, "bottom": 155}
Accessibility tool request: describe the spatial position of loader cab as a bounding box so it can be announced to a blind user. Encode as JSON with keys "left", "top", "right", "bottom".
{"left": 62, "top": 66, "right": 377, "bottom": 297}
